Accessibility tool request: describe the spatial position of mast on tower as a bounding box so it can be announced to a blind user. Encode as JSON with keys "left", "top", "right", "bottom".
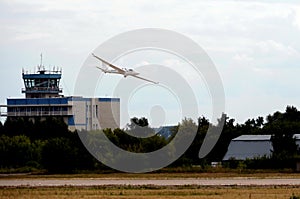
{"left": 22, "top": 55, "right": 62, "bottom": 98}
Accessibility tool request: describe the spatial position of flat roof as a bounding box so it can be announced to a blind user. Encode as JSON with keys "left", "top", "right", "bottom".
{"left": 232, "top": 134, "right": 300, "bottom": 141}
{"left": 232, "top": 135, "right": 271, "bottom": 141}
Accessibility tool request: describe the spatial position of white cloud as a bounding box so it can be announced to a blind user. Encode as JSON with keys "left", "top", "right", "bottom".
{"left": 292, "top": 6, "right": 300, "bottom": 29}
{"left": 252, "top": 67, "right": 277, "bottom": 77}
{"left": 256, "top": 40, "right": 299, "bottom": 56}
{"left": 14, "top": 31, "right": 51, "bottom": 41}
{"left": 233, "top": 54, "right": 254, "bottom": 62}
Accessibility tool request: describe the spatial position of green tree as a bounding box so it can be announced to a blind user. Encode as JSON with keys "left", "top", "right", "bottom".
{"left": 41, "top": 137, "right": 77, "bottom": 173}
{"left": 264, "top": 106, "right": 300, "bottom": 159}
{"left": 0, "top": 121, "right": 3, "bottom": 135}
{"left": 100, "top": 117, "right": 168, "bottom": 154}
{"left": 256, "top": 116, "right": 264, "bottom": 128}
{"left": 126, "top": 117, "right": 154, "bottom": 138}
{"left": 205, "top": 116, "right": 239, "bottom": 162}
{"left": 170, "top": 118, "right": 200, "bottom": 166}
{"left": 0, "top": 135, "right": 42, "bottom": 168}
{"left": 34, "top": 117, "right": 69, "bottom": 139}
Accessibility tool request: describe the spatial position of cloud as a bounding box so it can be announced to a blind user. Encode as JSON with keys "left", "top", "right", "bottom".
{"left": 233, "top": 54, "right": 254, "bottom": 62}
{"left": 256, "top": 40, "right": 300, "bottom": 56}
{"left": 292, "top": 6, "right": 300, "bottom": 29}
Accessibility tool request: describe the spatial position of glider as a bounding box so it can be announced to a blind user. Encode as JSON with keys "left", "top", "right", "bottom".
{"left": 92, "top": 53, "right": 158, "bottom": 84}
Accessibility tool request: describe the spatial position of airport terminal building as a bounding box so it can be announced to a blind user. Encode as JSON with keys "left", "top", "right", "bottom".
{"left": 1, "top": 68, "right": 120, "bottom": 131}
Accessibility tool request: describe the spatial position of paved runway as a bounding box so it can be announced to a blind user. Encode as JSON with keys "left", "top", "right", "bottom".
{"left": 1, "top": 178, "right": 300, "bottom": 187}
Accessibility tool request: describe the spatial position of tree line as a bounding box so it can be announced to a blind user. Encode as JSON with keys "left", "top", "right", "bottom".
{"left": 0, "top": 105, "right": 300, "bottom": 173}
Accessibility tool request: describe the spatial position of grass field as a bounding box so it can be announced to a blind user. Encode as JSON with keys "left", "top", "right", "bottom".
{"left": 1, "top": 185, "right": 300, "bottom": 199}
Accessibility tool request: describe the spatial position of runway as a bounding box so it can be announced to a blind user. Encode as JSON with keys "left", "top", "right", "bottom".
{"left": 1, "top": 178, "right": 300, "bottom": 187}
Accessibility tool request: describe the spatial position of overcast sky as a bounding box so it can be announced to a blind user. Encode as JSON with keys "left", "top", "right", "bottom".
{"left": 1, "top": 0, "right": 300, "bottom": 125}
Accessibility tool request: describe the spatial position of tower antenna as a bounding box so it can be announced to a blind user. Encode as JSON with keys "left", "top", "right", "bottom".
{"left": 40, "top": 53, "right": 43, "bottom": 67}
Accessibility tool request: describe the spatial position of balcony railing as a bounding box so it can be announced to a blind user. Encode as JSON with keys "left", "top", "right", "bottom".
{"left": 7, "top": 111, "right": 72, "bottom": 117}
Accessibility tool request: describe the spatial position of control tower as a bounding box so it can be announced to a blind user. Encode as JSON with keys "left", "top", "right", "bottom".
{"left": 22, "top": 67, "right": 63, "bottom": 98}
{"left": 1, "top": 56, "right": 120, "bottom": 131}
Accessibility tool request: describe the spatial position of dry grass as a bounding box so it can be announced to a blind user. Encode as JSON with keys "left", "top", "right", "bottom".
{"left": 1, "top": 185, "right": 300, "bottom": 199}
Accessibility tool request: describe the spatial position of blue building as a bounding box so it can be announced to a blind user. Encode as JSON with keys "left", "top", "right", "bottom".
{"left": 4, "top": 67, "right": 120, "bottom": 131}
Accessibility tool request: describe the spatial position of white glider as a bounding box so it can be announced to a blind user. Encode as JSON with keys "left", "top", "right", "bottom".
{"left": 92, "top": 53, "right": 158, "bottom": 84}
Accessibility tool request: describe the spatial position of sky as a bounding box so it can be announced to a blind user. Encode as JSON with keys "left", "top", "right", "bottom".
{"left": 1, "top": 0, "right": 300, "bottom": 126}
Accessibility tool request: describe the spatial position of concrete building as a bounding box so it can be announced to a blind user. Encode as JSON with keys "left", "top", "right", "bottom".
{"left": 1, "top": 67, "right": 120, "bottom": 131}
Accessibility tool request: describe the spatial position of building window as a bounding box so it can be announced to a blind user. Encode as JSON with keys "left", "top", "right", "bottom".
{"left": 96, "top": 105, "right": 98, "bottom": 118}
{"left": 92, "top": 105, "right": 95, "bottom": 118}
